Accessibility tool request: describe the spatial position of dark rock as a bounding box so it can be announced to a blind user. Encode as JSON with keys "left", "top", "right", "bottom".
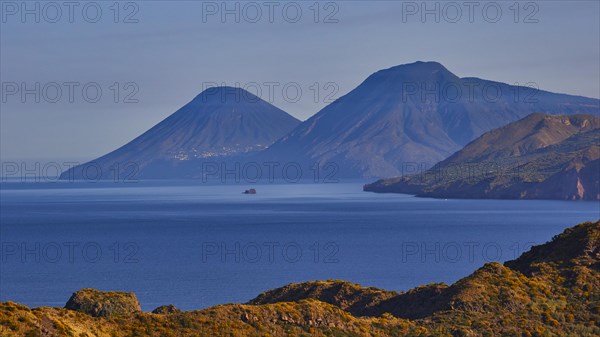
{"left": 152, "top": 304, "right": 181, "bottom": 314}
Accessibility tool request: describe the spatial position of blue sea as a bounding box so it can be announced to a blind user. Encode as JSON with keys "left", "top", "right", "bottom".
{"left": 1, "top": 180, "right": 598, "bottom": 311}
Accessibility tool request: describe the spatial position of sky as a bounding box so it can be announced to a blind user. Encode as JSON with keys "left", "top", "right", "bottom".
{"left": 1, "top": 0, "right": 599, "bottom": 162}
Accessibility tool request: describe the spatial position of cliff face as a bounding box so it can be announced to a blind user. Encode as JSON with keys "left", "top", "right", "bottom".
{"left": 1, "top": 220, "right": 598, "bottom": 336}
{"left": 365, "top": 113, "right": 600, "bottom": 200}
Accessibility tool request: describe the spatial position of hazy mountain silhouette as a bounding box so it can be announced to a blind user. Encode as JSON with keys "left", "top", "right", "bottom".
{"left": 60, "top": 87, "right": 300, "bottom": 180}
{"left": 260, "top": 61, "right": 599, "bottom": 178}
{"left": 61, "top": 62, "right": 599, "bottom": 180}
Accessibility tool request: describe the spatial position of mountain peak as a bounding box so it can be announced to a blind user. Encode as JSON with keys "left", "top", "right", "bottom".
{"left": 365, "top": 61, "right": 458, "bottom": 85}
{"left": 192, "top": 86, "right": 262, "bottom": 104}
{"left": 400, "top": 60, "right": 446, "bottom": 69}
{"left": 378, "top": 61, "right": 450, "bottom": 74}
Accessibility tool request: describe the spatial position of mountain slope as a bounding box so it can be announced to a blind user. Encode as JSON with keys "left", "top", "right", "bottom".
{"left": 365, "top": 113, "right": 600, "bottom": 200}
{"left": 2, "top": 220, "right": 598, "bottom": 336}
{"left": 260, "top": 62, "right": 599, "bottom": 178}
{"left": 60, "top": 87, "right": 300, "bottom": 179}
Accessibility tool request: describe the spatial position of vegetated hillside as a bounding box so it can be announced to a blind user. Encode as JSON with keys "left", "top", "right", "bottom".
{"left": 365, "top": 113, "right": 600, "bottom": 200}
{"left": 2, "top": 220, "right": 598, "bottom": 336}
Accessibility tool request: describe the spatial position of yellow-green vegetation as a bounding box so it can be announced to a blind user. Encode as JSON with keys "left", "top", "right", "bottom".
{"left": 1, "top": 220, "right": 598, "bottom": 337}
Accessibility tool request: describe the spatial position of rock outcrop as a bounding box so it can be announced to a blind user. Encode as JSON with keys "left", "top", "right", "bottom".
{"left": 64, "top": 288, "right": 142, "bottom": 317}
{"left": 152, "top": 304, "right": 181, "bottom": 314}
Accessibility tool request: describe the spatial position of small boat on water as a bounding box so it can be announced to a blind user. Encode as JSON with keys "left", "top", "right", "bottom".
{"left": 242, "top": 188, "right": 257, "bottom": 194}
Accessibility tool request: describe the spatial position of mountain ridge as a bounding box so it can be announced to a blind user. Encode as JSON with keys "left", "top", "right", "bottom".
{"left": 60, "top": 62, "right": 600, "bottom": 180}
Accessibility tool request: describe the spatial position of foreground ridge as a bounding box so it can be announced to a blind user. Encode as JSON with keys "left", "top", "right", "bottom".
{"left": 1, "top": 220, "right": 598, "bottom": 336}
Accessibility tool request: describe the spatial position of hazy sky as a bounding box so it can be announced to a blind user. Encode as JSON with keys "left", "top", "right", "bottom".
{"left": 1, "top": 0, "right": 599, "bottom": 161}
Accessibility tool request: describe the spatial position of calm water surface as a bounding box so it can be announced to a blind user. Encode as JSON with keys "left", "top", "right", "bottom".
{"left": 1, "top": 180, "right": 598, "bottom": 311}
